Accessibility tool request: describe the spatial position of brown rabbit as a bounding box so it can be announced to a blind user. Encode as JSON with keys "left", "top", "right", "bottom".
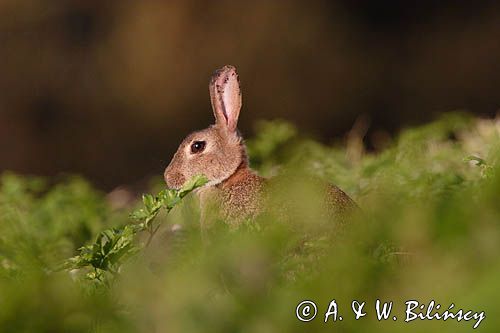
{"left": 164, "top": 65, "right": 355, "bottom": 225}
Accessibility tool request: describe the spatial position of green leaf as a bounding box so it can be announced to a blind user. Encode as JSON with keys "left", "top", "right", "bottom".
{"left": 130, "top": 208, "right": 148, "bottom": 220}
{"left": 61, "top": 174, "right": 209, "bottom": 282}
{"left": 178, "top": 175, "right": 209, "bottom": 197}
{"left": 464, "top": 155, "right": 487, "bottom": 166}
{"left": 142, "top": 194, "right": 156, "bottom": 212}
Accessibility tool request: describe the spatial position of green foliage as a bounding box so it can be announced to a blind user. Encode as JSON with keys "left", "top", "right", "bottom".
{"left": 247, "top": 120, "right": 298, "bottom": 175}
{"left": 0, "top": 113, "right": 499, "bottom": 332}
{"left": 0, "top": 174, "right": 114, "bottom": 276}
{"left": 63, "top": 175, "right": 208, "bottom": 282}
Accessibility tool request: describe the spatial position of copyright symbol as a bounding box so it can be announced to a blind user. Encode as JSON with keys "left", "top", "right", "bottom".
{"left": 296, "top": 300, "right": 317, "bottom": 322}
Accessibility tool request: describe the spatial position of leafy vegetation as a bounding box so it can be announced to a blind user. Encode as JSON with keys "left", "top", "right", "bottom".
{"left": 0, "top": 113, "right": 499, "bottom": 332}
{"left": 62, "top": 175, "right": 207, "bottom": 283}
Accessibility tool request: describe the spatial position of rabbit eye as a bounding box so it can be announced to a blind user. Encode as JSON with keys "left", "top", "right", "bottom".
{"left": 190, "top": 141, "right": 206, "bottom": 154}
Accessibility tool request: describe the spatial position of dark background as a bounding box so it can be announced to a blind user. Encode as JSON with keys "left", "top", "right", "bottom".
{"left": 1, "top": 0, "right": 499, "bottom": 190}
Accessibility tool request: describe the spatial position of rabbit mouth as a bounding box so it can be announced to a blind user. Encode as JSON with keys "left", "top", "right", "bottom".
{"left": 164, "top": 172, "right": 186, "bottom": 190}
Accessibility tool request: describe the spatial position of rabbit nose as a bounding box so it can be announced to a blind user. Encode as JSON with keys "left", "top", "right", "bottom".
{"left": 164, "top": 171, "right": 186, "bottom": 189}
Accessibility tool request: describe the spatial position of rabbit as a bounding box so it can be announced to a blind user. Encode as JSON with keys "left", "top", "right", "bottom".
{"left": 164, "top": 65, "right": 355, "bottom": 225}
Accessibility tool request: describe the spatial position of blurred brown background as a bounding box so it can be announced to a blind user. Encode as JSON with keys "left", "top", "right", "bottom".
{"left": 1, "top": 0, "right": 499, "bottom": 189}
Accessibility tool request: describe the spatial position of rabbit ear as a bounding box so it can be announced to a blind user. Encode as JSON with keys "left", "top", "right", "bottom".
{"left": 209, "top": 65, "right": 242, "bottom": 132}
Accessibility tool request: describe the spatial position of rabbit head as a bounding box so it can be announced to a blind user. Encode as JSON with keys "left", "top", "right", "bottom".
{"left": 164, "top": 65, "right": 248, "bottom": 189}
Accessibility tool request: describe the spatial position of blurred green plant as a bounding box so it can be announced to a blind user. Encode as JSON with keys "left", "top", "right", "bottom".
{"left": 0, "top": 174, "right": 114, "bottom": 276}
{"left": 0, "top": 113, "right": 499, "bottom": 332}
{"left": 247, "top": 120, "right": 298, "bottom": 175}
